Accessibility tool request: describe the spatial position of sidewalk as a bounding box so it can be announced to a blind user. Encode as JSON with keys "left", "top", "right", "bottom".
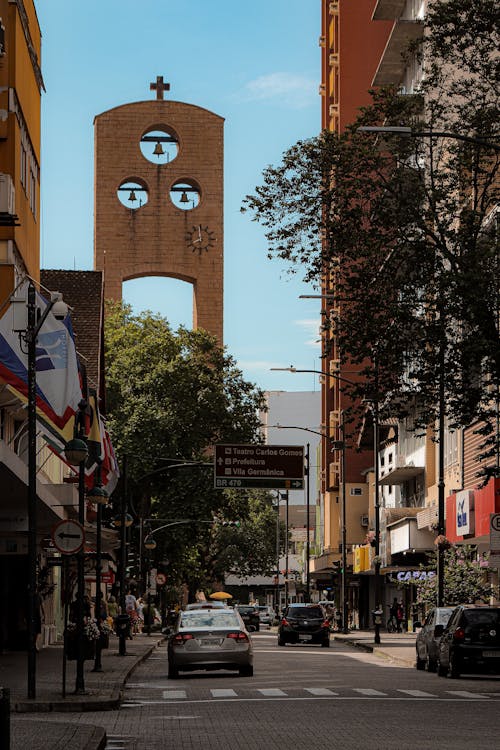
{"left": 334, "top": 629, "right": 417, "bottom": 667}
{"left": 0, "top": 633, "right": 164, "bottom": 750}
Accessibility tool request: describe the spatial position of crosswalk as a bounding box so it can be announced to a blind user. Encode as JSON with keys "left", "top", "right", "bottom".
{"left": 121, "top": 685, "right": 499, "bottom": 707}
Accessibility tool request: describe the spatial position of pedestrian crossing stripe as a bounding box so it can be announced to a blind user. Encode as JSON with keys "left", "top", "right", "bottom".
{"left": 127, "top": 687, "right": 500, "bottom": 704}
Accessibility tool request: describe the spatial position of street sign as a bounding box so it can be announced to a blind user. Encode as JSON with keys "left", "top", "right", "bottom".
{"left": 489, "top": 514, "right": 500, "bottom": 566}
{"left": 156, "top": 572, "right": 167, "bottom": 586}
{"left": 214, "top": 444, "right": 304, "bottom": 490}
{"left": 51, "top": 519, "right": 85, "bottom": 554}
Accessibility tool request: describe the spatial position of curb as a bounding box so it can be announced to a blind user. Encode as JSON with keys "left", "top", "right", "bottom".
{"left": 12, "top": 637, "right": 164, "bottom": 713}
{"left": 334, "top": 635, "right": 416, "bottom": 668}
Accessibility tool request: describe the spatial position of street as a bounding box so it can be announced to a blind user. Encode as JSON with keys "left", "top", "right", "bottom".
{"left": 15, "top": 632, "right": 500, "bottom": 750}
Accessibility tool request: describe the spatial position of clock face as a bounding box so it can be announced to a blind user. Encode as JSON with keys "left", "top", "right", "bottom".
{"left": 186, "top": 224, "right": 216, "bottom": 254}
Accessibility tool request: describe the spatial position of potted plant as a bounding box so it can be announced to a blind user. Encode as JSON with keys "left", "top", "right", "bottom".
{"left": 65, "top": 618, "right": 100, "bottom": 660}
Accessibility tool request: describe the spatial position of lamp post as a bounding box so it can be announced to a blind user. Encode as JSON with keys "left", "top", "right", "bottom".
{"left": 63, "top": 399, "right": 89, "bottom": 694}
{"left": 357, "top": 125, "right": 499, "bottom": 607}
{"left": 271, "top": 366, "right": 371, "bottom": 635}
{"left": 21, "top": 283, "right": 68, "bottom": 698}
{"left": 87, "top": 460, "right": 109, "bottom": 672}
{"left": 265, "top": 423, "right": 328, "bottom": 603}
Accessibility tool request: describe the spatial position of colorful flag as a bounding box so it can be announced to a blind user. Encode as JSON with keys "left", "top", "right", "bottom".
{"left": 0, "top": 281, "right": 82, "bottom": 428}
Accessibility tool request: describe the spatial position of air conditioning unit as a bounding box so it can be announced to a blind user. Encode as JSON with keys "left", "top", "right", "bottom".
{"left": 0, "top": 174, "right": 15, "bottom": 214}
{"left": 360, "top": 515, "right": 369, "bottom": 527}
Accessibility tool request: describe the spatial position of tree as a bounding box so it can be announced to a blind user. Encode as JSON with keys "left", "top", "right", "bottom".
{"left": 242, "top": 0, "right": 499, "bottom": 476}
{"left": 410, "top": 546, "right": 491, "bottom": 610}
{"left": 104, "top": 301, "right": 275, "bottom": 592}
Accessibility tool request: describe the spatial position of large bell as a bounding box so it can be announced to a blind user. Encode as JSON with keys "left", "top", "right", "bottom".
{"left": 179, "top": 191, "right": 190, "bottom": 204}
{"left": 128, "top": 190, "right": 137, "bottom": 202}
{"left": 153, "top": 141, "right": 165, "bottom": 156}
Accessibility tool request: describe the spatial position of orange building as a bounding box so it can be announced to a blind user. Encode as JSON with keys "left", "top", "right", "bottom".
{"left": 0, "top": 0, "right": 43, "bottom": 302}
{"left": 313, "top": 1, "right": 391, "bottom": 626}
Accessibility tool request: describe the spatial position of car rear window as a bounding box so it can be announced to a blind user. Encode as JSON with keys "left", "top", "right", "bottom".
{"left": 180, "top": 611, "right": 240, "bottom": 629}
{"left": 237, "top": 606, "right": 256, "bottom": 614}
{"left": 288, "top": 607, "right": 324, "bottom": 618}
{"left": 436, "top": 609, "right": 454, "bottom": 625}
{"left": 462, "top": 610, "right": 500, "bottom": 629}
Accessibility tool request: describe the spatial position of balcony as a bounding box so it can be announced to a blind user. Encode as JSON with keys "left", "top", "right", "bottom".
{"left": 372, "top": 19, "right": 424, "bottom": 86}
{"left": 379, "top": 455, "right": 424, "bottom": 485}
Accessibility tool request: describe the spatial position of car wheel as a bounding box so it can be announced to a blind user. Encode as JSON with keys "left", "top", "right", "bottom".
{"left": 436, "top": 658, "right": 447, "bottom": 677}
{"left": 426, "top": 655, "right": 436, "bottom": 673}
{"left": 239, "top": 664, "right": 254, "bottom": 677}
{"left": 168, "top": 661, "right": 179, "bottom": 679}
{"left": 447, "top": 651, "right": 460, "bottom": 679}
{"left": 278, "top": 636, "right": 286, "bottom": 646}
{"left": 416, "top": 650, "right": 425, "bottom": 670}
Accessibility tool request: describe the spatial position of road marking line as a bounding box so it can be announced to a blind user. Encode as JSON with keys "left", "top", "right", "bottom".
{"left": 353, "top": 688, "right": 387, "bottom": 696}
{"left": 258, "top": 688, "right": 287, "bottom": 696}
{"left": 398, "top": 689, "right": 436, "bottom": 698}
{"left": 304, "top": 687, "right": 338, "bottom": 696}
{"left": 162, "top": 690, "right": 187, "bottom": 699}
{"left": 210, "top": 689, "right": 238, "bottom": 697}
{"left": 446, "top": 690, "right": 489, "bottom": 699}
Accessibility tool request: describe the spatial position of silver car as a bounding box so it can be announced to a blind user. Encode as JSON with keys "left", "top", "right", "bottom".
{"left": 167, "top": 607, "right": 254, "bottom": 679}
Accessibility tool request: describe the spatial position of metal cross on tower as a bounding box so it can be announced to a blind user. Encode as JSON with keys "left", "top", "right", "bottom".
{"left": 150, "top": 75, "right": 170, "bottom": 100}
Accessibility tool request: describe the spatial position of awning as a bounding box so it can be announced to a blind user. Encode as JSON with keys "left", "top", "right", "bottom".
{"left": 379, "top": 465, "right": 424, "bottom": 485}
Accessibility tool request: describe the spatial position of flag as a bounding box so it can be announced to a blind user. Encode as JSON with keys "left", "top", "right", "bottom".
{"left": 0, "top": 281, "right": 82, "bottom": 428}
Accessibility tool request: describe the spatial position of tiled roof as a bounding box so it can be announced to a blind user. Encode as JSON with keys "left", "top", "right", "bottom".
{"left": 40, "top": 270, "right": 104, "bottom": 399}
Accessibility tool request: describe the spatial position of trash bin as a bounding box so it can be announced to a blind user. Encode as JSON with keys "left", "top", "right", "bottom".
{"left": 372, "top": 608, "right": 383, "bottom": 627}
{"left": 115, "top": 613, "right": 130, "bottom": 638}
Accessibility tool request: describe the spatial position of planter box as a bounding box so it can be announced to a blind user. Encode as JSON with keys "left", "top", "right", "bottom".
{"left": 65, "top": 633, "right": 96, "bottom": 661}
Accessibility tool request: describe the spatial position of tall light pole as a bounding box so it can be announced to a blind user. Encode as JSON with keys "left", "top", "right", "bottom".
{"left": 357, "top": 125, "right": 499, "bottom": 608}
{"left": 23, "top": 283, "right": 69, "bottom": 698}
{"left": 271, "top": 366, "right": 374, "bottom": 636}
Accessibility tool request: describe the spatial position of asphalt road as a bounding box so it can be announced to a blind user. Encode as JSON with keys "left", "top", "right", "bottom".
{"left": 29, "top": 632, "right": 500, "bottom": 750}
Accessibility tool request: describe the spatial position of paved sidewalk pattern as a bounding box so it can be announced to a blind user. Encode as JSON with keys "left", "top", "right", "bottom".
{"left": 334, "top": 630, "right": 417, "bottom": 667}
{"left": 0, "top": 634, "right": 163, "bottom": 750}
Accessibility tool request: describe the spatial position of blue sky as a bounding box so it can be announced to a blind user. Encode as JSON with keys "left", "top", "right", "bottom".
{"left": 37, "top": 0, "right": 323, "bottom": 394}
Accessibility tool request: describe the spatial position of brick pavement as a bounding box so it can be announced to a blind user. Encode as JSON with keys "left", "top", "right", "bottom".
{"left": 0, "top": 633, "right": 164, "bottom": 750}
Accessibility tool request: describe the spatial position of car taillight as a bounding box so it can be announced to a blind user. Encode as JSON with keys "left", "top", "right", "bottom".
{"left": 173, "top": 633, "right": 194, "bottom": 644}
{"left": 322, "top": 620, "right": 331, "bottom": 629}
{"left": 281, "top": 617, "right": 290, "bottom": 626}
{"left": 453, "top": 627, "right": 465, "bottom": 642}
{"left": 227, "top": 632, "right": 249, "bottom": 642}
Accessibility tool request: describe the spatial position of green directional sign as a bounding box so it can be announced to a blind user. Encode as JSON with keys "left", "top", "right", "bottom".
{"left": 214, "top": 444, "right": 305, "bottom": 490}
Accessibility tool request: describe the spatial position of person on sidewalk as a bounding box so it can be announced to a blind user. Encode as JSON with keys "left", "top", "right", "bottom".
{"left": 396, "top": 600, "right": 405, "bottom": 633}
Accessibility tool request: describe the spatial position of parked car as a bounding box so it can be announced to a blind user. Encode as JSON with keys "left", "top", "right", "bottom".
{"left": 278, "top": 603, "right": 330, "bottom": 647}
{"left": 234, "top": 605, "right": 260, "bottom": 632}
{"left": 167, "top": 606, "right": 253, "bottom": 678}
{"left": 437, "top": 605, "right": 500, "bottom": 678}
{"left": 415, "top": 607, "right": 454, "bottom": 671}
{"left": 257, "top": 605, "right": 275, "bottom": 626}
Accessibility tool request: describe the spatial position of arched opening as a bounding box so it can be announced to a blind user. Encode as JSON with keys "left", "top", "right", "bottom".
{"left": 117, "top": 178, "right": 149, "bottom": 209}
{"left": 140, "top": 126, "right": 179, "bottom": 165}
{"left": 170, "top": 179, "right": 201, "bottom": 210}
{"left": 123, "top": 276, "right": 193, "bottom": 331}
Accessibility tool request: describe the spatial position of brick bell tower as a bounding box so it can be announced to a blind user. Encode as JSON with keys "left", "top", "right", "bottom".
{"left": 93, "top": 76, "right": 224, "bottom": 342}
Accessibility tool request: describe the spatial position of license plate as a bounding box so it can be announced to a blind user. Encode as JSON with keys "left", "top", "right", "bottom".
{"left": 483, "top": 650, "right": 500, "bottom": 658}
{"left": 200, "top": 638, "right": 222, "bottom": 646}
{"left": 300, "top": 634, "right": 313, "bottom": 640}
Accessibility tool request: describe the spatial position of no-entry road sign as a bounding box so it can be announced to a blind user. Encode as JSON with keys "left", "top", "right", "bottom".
{"left": 214, "top": 444, "right": 304, "bottom": 490}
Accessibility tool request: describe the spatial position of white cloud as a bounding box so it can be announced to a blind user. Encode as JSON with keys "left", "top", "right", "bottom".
{"left": 243, "top": 72, "right": 316, "bottom": 109}
{"left": 295, "top": 318, "right": 321, "bottom": 348}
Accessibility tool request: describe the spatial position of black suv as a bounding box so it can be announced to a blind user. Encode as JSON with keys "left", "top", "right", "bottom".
{"left": 437, "top": 605, "right": 500, "bottom": 678}
{"left": 235, "top": 605, "right": 260, "bottom": 632}
{"left": 278, "top": 604, "right": 330, "bottom": 647}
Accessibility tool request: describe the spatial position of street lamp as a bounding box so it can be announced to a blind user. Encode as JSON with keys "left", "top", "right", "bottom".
{"left": 270, "top": 366, "right": 373, "bottom": 636}
{"left": 19, "top": 282, "right": 71, "bottom": 699}
{"left": 64, "top": 399, "right": 89, "bottom": 693}
{"left": 265, "top": 423, "right": 328, "bottom": 603}
{"left": 87, "top": 460, "right": 109, "bottom": 672}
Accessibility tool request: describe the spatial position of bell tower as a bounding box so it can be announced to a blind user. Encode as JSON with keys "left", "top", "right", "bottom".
{"left": 93, "top": 77, "right": 224, "bottom": 342}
